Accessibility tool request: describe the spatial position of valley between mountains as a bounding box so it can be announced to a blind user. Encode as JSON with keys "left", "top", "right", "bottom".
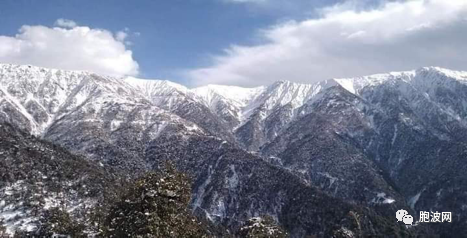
{"left": 1, "top": 63, "right": 467, "bottom": 237}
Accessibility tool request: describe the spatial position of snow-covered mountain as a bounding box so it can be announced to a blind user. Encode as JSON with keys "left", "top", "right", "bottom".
{"left": 263, "top": 67, "right": 467, "bottom": 237}
{"left": 0, "top": 64, "right": 206, "bottom": 172}
{"left": 2, "top": 63, "right": 467, "bottom": 236}
{"left": 3, "top": 63, "right": 467, "bottom": 147}
{"left": 0, "top": 64, "right": 201, "bottom": 136}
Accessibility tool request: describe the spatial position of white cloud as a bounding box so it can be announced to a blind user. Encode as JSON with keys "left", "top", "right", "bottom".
{"left": 189, "top": 0, "right": 467, "bottom": 87}
{"left": 0, "top": 20, "right": 139, "bottom": 76}
{"left": 116, "top": 31, "right": 128, "bottom": 42}
{"left": 54, "top": 18, "right": 77, "bottom": 28}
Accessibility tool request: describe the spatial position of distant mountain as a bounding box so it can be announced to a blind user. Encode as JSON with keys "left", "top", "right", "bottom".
{"left": 2, "top": 63, "right": 467, "bottom": 236}
{"left": 264, "top": 67, "right": 467, "bottom": 237}
{"left": 0, "top": 64, "right": 206, "bottom": 173}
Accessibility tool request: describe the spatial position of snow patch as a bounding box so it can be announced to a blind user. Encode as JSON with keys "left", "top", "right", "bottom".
{"left": 371, "top": 192, "right": 396, "bottom": 204}
{"left": 408, "top": 191, "right": 422, "bottom": 209}
{"left": 225, "top": 165, "right": 239, "bottom": 190}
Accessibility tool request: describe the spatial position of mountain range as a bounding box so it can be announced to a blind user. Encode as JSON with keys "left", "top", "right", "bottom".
{"left": 1, "top": 63, "right": 467, "bottom": 237}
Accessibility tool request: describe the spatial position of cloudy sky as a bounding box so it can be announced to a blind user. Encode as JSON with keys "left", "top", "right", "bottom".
{"left": 1, "top": 0, "right": 466, "bottom": 87}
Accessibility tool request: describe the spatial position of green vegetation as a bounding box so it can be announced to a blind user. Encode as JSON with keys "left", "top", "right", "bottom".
{"left": 101, "top": 162, "right": 210, "bottom": 237}
{"left": 35, "top": 207, "right": 86, "bottom": 237}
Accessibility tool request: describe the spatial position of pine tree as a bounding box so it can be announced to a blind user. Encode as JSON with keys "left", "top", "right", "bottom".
{"left": 102, "top": 161, "right": 210, "bottom": 237}
{"left": 238, "top": 216, "right": 289, "bottom": 238}
{"left": 35, "top": 207, "right": 86, "bottom": 237}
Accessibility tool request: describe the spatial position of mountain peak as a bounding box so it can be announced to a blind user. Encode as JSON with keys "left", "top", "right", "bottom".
{"left": 272, "top": 80, "right": 292, "bottom": 85}
{"left": 124, "top": 77, "right": 189, "bottom": 96}
{"left": 0, "top": 63, "right": 92, "bottom": 76}
{"left": 192, "top": 84, "right": 265, "bottom": 106}
{"left": 415, "top": 66, "right": 467, "bottom": 81}
{"left": 268, "top": 80, "right": 297, "bottom": 89}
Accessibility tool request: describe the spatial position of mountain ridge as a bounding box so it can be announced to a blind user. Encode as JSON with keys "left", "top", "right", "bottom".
{"left": 3, "top": 63, "right": 467, "bottom": 150}
{"left": 2, "top": 63, "right": 467, "bottom": 236}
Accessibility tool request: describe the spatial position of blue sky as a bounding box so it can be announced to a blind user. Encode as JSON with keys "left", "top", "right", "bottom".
{"left": 1, "top": 0, "right": 467, "bottom": 87}
{"left": 0, "top": 0, "right": 341, "bottom": 83}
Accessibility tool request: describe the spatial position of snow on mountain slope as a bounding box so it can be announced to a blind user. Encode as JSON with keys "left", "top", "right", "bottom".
{"left": 232, "top": 80, "right": 342, "bottom": 150}
{"left": 124, "top": 76, "right": 190, "bottom": 110}
{"left": 221, "top": 67, "right": 467, "bottom": 150}
{"left": 333, "top": 67, "right": 467, "bottom": 95}
{"left": 330, "top": 67, "right": 467, "bottom": 126}
{"left": 333, "top": 71, "right": 413, "bottom": 94}
{"left": 0, "top": 64, "right": 203, "bottom": 140}
{"left": 4, "top": 63, "right": 467, "bottom": 237}
{"left": 0, "top": 122, "right": 121, "bottom": 236}
{"left": 254, "top": 79, "right": 340, "bottom": 113}
{"left": 0, "top": 63, "right": 342, "bottom": 152}
{"left": 0, "top": 63, "right": 212, "bottom": 175}
{"left": 256, "top": 80, "right": 320, "bottom": 110}
{"left": 0, "top": 64, "right": 90, "bottom": 135}
{"left": 124, "top": 77, "right": 332, "bottom": 132}
{"left": 192, "top": 84, "right": 265, "bottom": 109}
{"left": 3, "top": 63, "right": 467, "bottom": 152}
{"left": 191, "top": 85, "right": 265, "bottom": 128}
{"left": 125, "top": 76, "right": 189, "bottom": 93}
{"left": 124, "top": 77, "right": 240, "bottom": 142}
{"left": 190, "top": 67, "right": 467, "bottom": 122}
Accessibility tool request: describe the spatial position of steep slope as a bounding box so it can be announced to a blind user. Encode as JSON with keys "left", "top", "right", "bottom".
{"left": 3, "top": 63, "right": 467, "bottom": 237}
{"left": 42, "top": 75, "right": 204, "bottom": 173}
{"left": 192, "top": 84, "right": 265, "bottom": 129}
{"left": 234, "top": 80, "right": 337, "bottom": 151}
{"left": 127, "top": 77, "right": 237, "bottom": 143}
{"left": 144, "top": 132, "right": 423, "bottom": 237}
{"left": 0, "top": 119, "right": 423, "bottom": 237}
{"left": 264, "top": 68, "right": 467, "bottom": 237}
{"left": 0, "top": 64, "right": 88, "bottom": 135}
{"left": 262, "top": 86, "right": 402, "bottom": 207}
{"left": 0, "top": 64, "right": 205, "bottom": 174}
{"left": 347, "top": 68, "right": 467, "bottom": 236}
{"left": 191, "top": 80, "right": 341, "bottom": 151}
{"left": 0, "top": 122, "right": 120, "bottom": 235}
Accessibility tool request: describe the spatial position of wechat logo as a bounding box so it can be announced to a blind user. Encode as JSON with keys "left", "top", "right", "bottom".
{"left": 396, "top": 209, "right": 413, "bottom": 225}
